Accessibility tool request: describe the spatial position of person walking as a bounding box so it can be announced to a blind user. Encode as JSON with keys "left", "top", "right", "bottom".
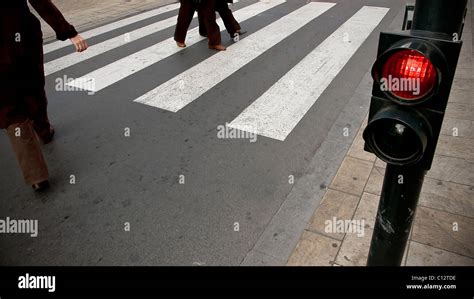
{"left": 174, "top": 0, "right": 226, "bottom": 51}
{"left": 199, "top": 0, "right": 246, "bottom": 40}
{"left": 1, "top": 0, "right": 88, "bottom": 192}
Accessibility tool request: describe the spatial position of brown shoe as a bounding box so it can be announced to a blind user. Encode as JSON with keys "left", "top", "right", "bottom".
{"left": 176, "top": 41, "right": 186, "bottom": 48}
{"left": 208, "top": 44, "right": 227, "bottom": 51}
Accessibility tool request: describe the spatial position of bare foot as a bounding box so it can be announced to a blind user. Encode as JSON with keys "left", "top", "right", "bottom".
{"left": 209, "top": 44, "right": 227, "bottom": 51}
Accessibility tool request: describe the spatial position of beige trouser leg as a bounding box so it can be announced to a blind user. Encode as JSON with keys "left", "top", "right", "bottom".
{"left": 6, "top": 120, "right": 49, "bottom": 185}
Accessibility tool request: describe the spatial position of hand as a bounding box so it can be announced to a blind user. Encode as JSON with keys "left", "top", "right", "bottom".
{"left": 70, "top": 34, "right": 88, "bottom": 52}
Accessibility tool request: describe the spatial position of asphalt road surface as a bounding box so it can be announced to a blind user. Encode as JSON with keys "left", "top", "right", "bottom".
{"left": 0, "top": 0, "right": 405, "bottom": 266}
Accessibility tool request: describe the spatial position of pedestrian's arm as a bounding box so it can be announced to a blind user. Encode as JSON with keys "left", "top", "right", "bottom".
{"left": 28, "top": 0, "right": 77, "bottom": 41}
{"left": 28, "top": 0, "right": 88, "bottom": 52}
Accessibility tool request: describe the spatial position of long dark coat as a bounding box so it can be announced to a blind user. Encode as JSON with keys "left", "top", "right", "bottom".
{"left": 0, "top": 0, "right": 77, "bottom": 129}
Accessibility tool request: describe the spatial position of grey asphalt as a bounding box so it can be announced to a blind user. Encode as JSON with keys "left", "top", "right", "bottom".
{"left": 0, "top": 0, "right": 404, "bottom": 266}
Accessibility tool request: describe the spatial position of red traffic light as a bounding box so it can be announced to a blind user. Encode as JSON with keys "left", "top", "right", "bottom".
{"left": 380, "top": 49, "right": 438, "bottom": 101}
{"left": 366, "top": 33, "right": 462, "bottom": 170}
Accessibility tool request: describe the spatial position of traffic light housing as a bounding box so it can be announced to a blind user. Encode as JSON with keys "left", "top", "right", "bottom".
{"left": 363, "top": 31, "right": 462, "bottom": 170}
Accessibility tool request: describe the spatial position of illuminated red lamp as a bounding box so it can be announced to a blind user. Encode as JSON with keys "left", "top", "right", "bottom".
{"left": 381, "top": 49, "right": 438, "bottom": 101}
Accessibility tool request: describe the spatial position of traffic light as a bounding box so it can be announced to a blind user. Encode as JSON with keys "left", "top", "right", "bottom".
{"left": 363, "top": 31, "right": 462, "bottom": 170}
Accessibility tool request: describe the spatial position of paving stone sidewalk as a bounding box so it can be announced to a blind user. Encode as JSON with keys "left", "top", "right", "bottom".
{"left": 31, "top": 0, "right": 178, "bottom": 43}
{"left": 288, "top": 2, "right": 474, "bottom": 266}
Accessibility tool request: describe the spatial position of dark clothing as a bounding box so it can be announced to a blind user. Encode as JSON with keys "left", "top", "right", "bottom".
{"left": 0, "top": 0, "right": 78, "bottom": 129}
{"left": 174, "top": 0, "right": 197, "bottom": 43}
{"left": 174, "top": 0, "right": 221, "bottom": 46}
{"left": 200, "top": 1, "right": 241, "bottom": 38}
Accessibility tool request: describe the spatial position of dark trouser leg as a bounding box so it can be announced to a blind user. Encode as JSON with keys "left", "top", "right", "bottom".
{"left": 174, "top": 0, "right": 197, "bottom": 43}
{"left": 198, "top": 10, "right": 207, "bottom": 37}
{"left": 6, "top": 120, "right": 49, "bottom": 185}
{"left": 22, "top": 38, "right": 52, "bottom": 142}
{"left": 199, "top": 0, "right": 222, "bottom": 46}
{"left": 30, "top": 90, "right": 51, "bottom": 141}
{"left": 216, "top": 2, "right": 241, "bottom": 38}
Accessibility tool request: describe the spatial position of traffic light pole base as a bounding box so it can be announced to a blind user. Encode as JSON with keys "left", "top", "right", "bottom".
{"left": 366, "top": 164, "right": 426, "bottom": 266}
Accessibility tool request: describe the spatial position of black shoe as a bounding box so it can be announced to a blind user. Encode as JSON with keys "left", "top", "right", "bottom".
{"left": 32, "top": 181, "right": 50, "bottom": 192}
{"left": 42, "top": 126, "right": 55, "bottom": 145}
{"left": 231, "top": 30, "right": 247, "bottom": 39}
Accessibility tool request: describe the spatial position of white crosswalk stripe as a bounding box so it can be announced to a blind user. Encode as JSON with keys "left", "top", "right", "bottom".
{"left": 45, "top": 9, "right": 190, "bottom": 75}
{"left": 66, "top": 0, "right": 285, "bottom": 92}
{"left": 44, "top": 1, "right": 391, "bottom": 143}
{"left": 43, "top": 3, "right": 181, "bottom": 54}
{"left": 228, "top": 6, "right": 389, "bottom": 141}
{"left": 134, "top": 2, "right": 336, "bottom": 112}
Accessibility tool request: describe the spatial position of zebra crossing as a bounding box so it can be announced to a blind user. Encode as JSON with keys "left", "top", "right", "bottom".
{"left": 134, "top": 2, "right": 336, "bottom": 112}
{"left": 43, "top": 3, "right": 181, "bottom": 54}
{"left": 66, "top": 0, "right": 286, "bottom": 91}
{"left": 228, "top": 6, "right": 389, "bottom": 141}
{"left": 44, "top": 0, "right": 390, "bottom": 142}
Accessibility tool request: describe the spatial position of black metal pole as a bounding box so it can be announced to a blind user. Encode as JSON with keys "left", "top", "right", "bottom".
{"left": 367, "top": 164, "right": 426, "bottom": 266}
{"left": 411, "top": 0, "right": 467, "bottom": 39}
